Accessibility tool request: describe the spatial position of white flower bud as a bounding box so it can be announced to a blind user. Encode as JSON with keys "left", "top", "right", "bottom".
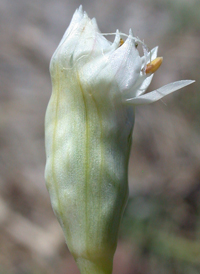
{"left": 45, "top": 6, "right": 194, "bottom": 274}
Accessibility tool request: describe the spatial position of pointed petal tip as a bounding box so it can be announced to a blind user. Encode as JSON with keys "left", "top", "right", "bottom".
{"left": 91, "top": 17, "right": 98, "bottom": 26}
{"left": 177, "top": 79, "right": 195, "bottom": 86}
{"left": 153, "top": 46, "right": 159, "bottom": 57}
{"left": 115, "top": 30, "right": 120, "bottom": 40}
{"left": 83, "top": 11, "right": 88, "bottom": 18}
{"left": 187, "top": 80, "right": 195, "bottom": 84}
{"left": 124, "top": 29, "right": 134, "bottom": 45}
{"left": 78, "top": 5, "right": 83, "bottom": 14}
{"left": 73, "top": 5, "right": 84, "bottom": 20}
{"left": 112, "top": 30, "right": 120, "bottom": 48}
{"left": 129, "top": 28, "right": 133, "bottom": 37}
{"left": 154, "top": 46, "right": 159, "bottom": 53}
{"left": 125, "top": 79, "right": 195, "bottom": 105}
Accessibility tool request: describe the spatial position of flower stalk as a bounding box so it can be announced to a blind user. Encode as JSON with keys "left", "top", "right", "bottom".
{"left": 45, "top": 6, "right": 194, "bottom": 274}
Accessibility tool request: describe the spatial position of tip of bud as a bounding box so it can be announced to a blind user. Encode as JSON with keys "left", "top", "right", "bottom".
{"left": 78, "top": 5, "right": 83, "bottom": 15}
{"left": 145, "top": 57, "right": 163, "bottom": 74}
{"left": 129, "top": 29, "right": 133, "bottom": 37}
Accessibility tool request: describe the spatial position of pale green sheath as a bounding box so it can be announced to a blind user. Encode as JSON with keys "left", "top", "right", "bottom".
{"left": 45, "top": 47, "right": 134, "bottom": 274}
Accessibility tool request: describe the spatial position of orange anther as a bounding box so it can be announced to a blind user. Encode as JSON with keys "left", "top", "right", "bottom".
{"left": 145, "top": 57, "right": 163, "bottom": 74}
{"left": 119, "top": 38, "right": 124, "bottom": 47}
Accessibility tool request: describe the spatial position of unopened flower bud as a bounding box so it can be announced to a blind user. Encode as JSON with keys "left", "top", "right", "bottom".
{"left": 45, "top": 6, "right": 194, "bottom": 274}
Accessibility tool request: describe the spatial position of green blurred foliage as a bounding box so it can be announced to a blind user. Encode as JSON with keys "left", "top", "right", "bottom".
{"left": 121, "top": 191, "right": 200, "bottom": 273}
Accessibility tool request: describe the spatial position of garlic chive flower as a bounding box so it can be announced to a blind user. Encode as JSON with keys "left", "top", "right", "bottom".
{"left": 45, "top": 5, "right": 194, "bottom": 274}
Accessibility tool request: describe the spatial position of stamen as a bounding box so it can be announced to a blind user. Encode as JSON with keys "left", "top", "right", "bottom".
{"left": 101, "top": 32, "right": 147, "bottom": 48}
{"left": 145, "top": 57, "right": 163, "bottom": 74}
{"left": 119, "top": 38, "right": 124, "bottom": 47}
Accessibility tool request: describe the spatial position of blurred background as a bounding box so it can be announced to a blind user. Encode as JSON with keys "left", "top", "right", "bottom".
{"left": 0, "top": 0, "right": 200, "bottom": 273}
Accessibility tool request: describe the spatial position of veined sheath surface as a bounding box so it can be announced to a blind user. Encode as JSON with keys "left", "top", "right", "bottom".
{"left": 45, "top": 19, "right": 134, "bottom": 273}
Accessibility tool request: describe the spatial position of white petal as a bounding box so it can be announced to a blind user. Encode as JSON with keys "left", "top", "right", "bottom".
{"left": 72, "top": 19, "right": 110, "bottom": 61}
{"left": 110, "top": 30, "right": 120, "bottom": 51}
{"left": 125, "top": 80, "right": 195, "bottom": 105}
{"left": 91, "top": 18, "right": 112, "bottom": 50}
{"left": 59, "top": 15, "right": 111, "bottom": 64}
{"left": 141, "top": 46, "right": 158, "bottom": 69}
{"left": 58, "top": 6, "right": 84, "bottom": 48}
{"left": 126, "top": 70, "right": 154, "bottom": 99}
{"left": 135, "top": 46, "right": 158, "bottom": 97}
{"left": 147, "top": 46, "right": 158, "bottom": 62}
{"left": 109, "top": 34, "right": 142, "bottom": 92}
{"left": 136, "top": 74, "right": 154, "bottom": 96}
{"left": 51, "top": 10, "right": 90, "bottom": 64}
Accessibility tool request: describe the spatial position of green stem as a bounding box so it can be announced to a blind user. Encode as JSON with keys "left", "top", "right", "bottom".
{"left": 76, "top": 257, "right": 112, "bottom": 274}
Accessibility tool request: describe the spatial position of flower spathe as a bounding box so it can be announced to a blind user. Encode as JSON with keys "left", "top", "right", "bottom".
{"left": 45, "top": 6, "right": 194, "bottom": 274}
